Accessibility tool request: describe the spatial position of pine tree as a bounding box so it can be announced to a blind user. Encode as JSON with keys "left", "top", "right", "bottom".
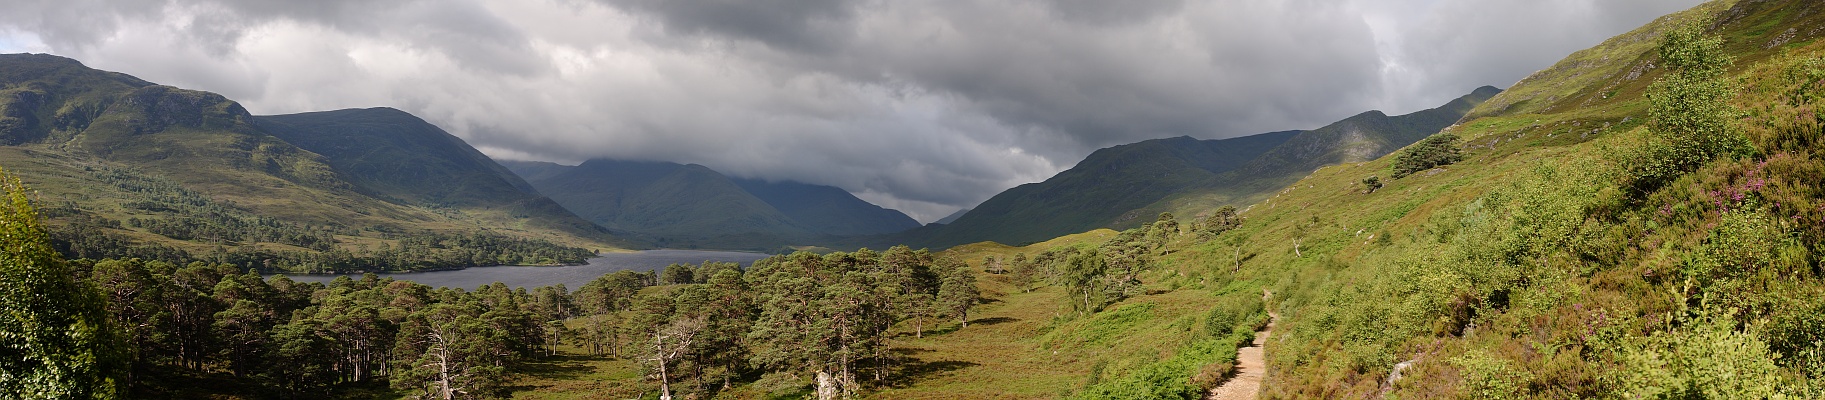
{"left": 935, "top": 258, "right": 979, "bottom": 328}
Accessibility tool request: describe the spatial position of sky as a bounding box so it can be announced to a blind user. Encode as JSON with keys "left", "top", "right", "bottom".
{"left": 0, "top": 0, "right": 1706, "bottom": 223}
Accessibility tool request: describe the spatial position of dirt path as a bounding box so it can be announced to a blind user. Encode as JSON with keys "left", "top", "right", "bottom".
{"left": 1207, "top": 290, "right": 1276, "bottom": 400}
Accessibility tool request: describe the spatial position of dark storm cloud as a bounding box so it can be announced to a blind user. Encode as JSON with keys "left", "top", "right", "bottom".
{"left": 601, "top": 0, "right": 863, "bottom": 53}
{"left": 1041, "top": 0, "right": 1188, "bottom": 26}
{"left": 0, "top": 0, "right": 1711, "bottom": 222}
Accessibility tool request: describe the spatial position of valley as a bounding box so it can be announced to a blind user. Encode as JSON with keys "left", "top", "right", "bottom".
{"left": 3, "top": 0, "right": 1825, "bottom": 399}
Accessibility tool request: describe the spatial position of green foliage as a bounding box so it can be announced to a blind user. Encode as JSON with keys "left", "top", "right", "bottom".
{"left": 1202, "top": 293, "right": 1266, "bottom": 338}
{"left": 391, "top": 302, "right": 512, "bottom": 398}
{"left": 936, "top": 258, "right": 980, "bottom": 327}
{"left": 1628, "top": 23, "right": 1754, "bottom": 190}
{"left": 1361, "top": 176, "right": 1383, "bottom": 193}
{"left": 1044, "top": 303, "right": 1158, "bottom": 350}
{"left": 0, "top": 168, "right": 124, "bottom": 399}
{"left": 1449, "top": 350, "right": 1533, "bottom": 400}
{"left": 744, "top": 247, "right": 960, "bottom": 398}
{"left": 1616, "top": 312, "right": 1787, "bottom": 399}
{"left": 1685, "top": 207, "right": 1787, "bottom": 288}
{"left": 660, "top": 263, "right": 695, "bottom": 285}
{"left": 1392, "top": 134, "right": 1463, "bottom": 178}
{"left": 1070, "top": 335, "right": 1243, "bottom": 400}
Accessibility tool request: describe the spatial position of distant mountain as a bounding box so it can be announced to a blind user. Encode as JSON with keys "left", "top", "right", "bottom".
{"left": 1123, "top": 86, "right": 1504, "bottom": 222}
{"left": 501, "top": 159, "right": 918, "bottom": 249}
{"left": 931, "top": 208, "right": 970, "bottom": 225}
{"left": 732, "top": 178, "right": 920, "bottom": 235}
{"left": 254, "top": 108, "right": 614, "bottom": 241}
{"left": 902, "top": 86, "right": 1499, "bottom": 248}
{"left": 0, "top": 53, "right": 630, "bottom": 262}
{"left": 897, "top": 131, "right": 1296, "bottom": 247}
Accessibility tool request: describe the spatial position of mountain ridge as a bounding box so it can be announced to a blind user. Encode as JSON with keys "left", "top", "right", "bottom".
{"left": 900, "top": 86, "right": 1498, "bottom": 249}
{"left": 0, "top": 53, "right": 631, "bottom": 267}
{"left": 501, "top": 159, "right": 919, "bottom": 250}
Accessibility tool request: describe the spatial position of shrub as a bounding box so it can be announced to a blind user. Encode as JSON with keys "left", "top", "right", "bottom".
{"left": 1450, "top": 350, "right": 1533, "bottom": 400}
{"left": 1392, "top": 134, "right": 1463, "bottom": 178}
{"left": 1626, "top": 23, "right": 1753, "bottom": 191}
{"left": 1616, "top": 312, "right": 1786, "bottom": 399}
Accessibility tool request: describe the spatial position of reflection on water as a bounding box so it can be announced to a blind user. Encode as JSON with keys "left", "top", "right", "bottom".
{"left": 272, "top": 250, "right": 769, "bottom": 291}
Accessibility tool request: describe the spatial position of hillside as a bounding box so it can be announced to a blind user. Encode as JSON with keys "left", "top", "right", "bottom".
{"left": 1130, "top": 86, "right": 1502, "bottom": 227}
{"left": 504, "top": 159, "right": 918, "bottom": 249}
{"left": 255, "top": 108, "right": 617, "bottom": 243}
{"left": 0, "top": 54, "right": 625, "bottom": 271}
{"left": 900, "top": 131, "right": 1296, "bottom": 248}
{"left": 906, "top": 86, "right": 1495, "bottom": 250}
{"left": 1175, "top": 0, "right": 1825, "bottom": 397}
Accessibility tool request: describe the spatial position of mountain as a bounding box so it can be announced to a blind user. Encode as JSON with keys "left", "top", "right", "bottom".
{"left": 1126, "top": 85, "right": 1503, "bottom": 221}
{"left": 0, "top": 53, "right": 629, "bottom": 268}
{"left": 502, "top": 159, "right": 918, "bottom": 249}
{"left": 731, "top": 178, "right": 920, "bottom": 235}
{"left": 901, "top": 87, "right": 1496, "bottom": 248}
{"left": 900, "top": 130, "right": 1299, "bottom": 247}
{"left": 251, "top": 108, "right": 615, "bottom": 242}
{"left": 931, "top": 208, "right": 969, "bottom": 225}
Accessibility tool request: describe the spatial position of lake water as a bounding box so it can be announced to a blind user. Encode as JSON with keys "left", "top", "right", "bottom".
{"left": 271, "top": 250, "right": 770, "bottom": 291}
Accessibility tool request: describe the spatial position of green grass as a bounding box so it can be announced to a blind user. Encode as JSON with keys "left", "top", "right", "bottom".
{"left": 504, "top": 229, "right": 1255, "bottom": 399}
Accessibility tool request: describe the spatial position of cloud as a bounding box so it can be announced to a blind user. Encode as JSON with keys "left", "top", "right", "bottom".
{"left": 0, "top": 0, "right": 1706, "bottom": 222}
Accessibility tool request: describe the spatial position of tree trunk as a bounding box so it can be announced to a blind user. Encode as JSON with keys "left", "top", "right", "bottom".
{"left": 915, "top": 315, "right": 924, "bottom": 338}
{"left": 658, "top": 359, "right": 672, "bottom": 400}
{"left": 1233, "top": 246, "right": 1241, "bottom": 273}
{"left": 816, "top": 370, "right": 838, "bottom": 400}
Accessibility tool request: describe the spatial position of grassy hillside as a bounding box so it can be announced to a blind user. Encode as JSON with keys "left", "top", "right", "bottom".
{"left": 906, "top": 86, "right": 1495, "bottom": 251}
{"left": 1157, "top": 1, "right": 1825, "bottom": 396}
{"left": 0, "top": 54, "right": 624, "bottom": 271}
{"left": 1132, "top": 86, "right": 1503, "bottom": 227}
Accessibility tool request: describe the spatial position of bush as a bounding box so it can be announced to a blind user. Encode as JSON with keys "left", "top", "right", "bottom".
{"left": 1626, "top": 23, "right": 1753, "bottom": 191}
{"left": 1616, "top": 312, "right": 1787, "bottom": 399}
{"left": 1392, "top": 134, "right": 1463, "bottom": 178}
{"left": 1450, "top": 350, "right": 1533, "bottom": 400}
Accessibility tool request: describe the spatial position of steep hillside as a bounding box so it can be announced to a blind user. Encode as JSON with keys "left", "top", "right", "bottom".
{"left": 255, "top": 108, "right": 615, "bottom": 242}
{"left": 0, "top": 54, "right": 622, "bottom": 271}
{"left": 1165, "top": 1, "right": 1825, "bottom": 397}
{"left": 732, "top": 178, "right": 920, "bottom": 235}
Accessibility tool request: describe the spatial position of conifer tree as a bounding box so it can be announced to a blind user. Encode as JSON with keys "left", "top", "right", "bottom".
{"left": 935, "top": 258, "right": 979, "bottom": 328}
